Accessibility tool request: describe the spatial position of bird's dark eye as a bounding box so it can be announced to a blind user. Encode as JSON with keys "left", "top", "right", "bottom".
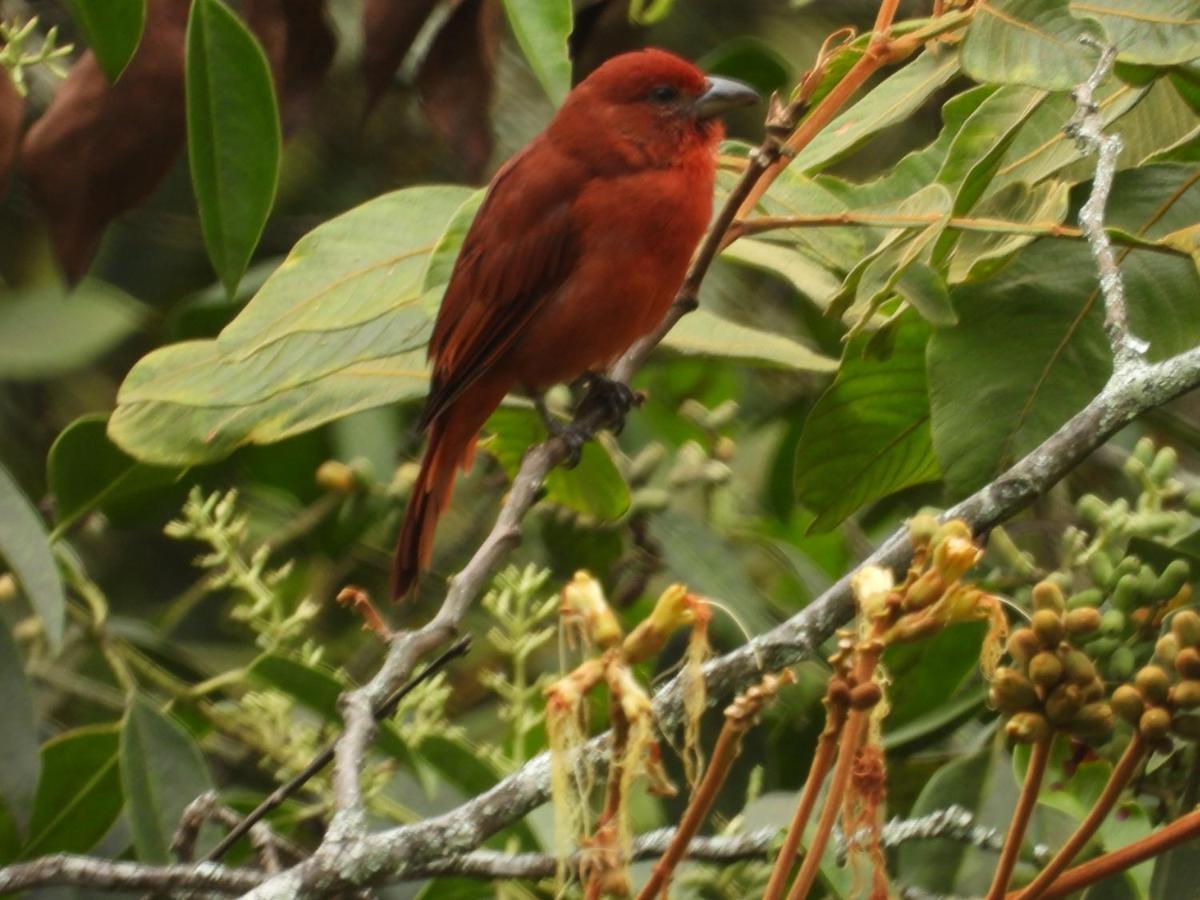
{"left": 648, "top": 84, "right": 679, "bottom": 103}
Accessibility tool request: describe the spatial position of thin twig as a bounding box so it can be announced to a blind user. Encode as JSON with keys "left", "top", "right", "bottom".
{"left": 202, "top": 635, "right": 471, "bottom": 864}
{"left": 986, "top": 736, "right": 1053, "bottom": 900}
{"left": 1066, "top": 39, "right": 1147, "bottom": 370}
{"left": 1013, "top": 733, "right": 1146, "bottom": 900}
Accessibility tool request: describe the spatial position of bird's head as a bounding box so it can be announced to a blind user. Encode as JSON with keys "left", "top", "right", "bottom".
{"left": 551, "top": 49, "right": 759, "bottom": 170}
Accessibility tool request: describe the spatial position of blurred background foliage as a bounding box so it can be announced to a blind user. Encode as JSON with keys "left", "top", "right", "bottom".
{"left": 1, "top": 0, "right": 1200, "bottom": 897}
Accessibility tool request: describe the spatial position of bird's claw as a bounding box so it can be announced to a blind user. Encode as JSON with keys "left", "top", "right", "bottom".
{"left": 577, "top": 375, "right": 644, "bottom": 435}
{"left": 535, "top": 394, "right": 587, "bottom": 467}
{"left": 559, "top": 425, "right": 587, "bottom": 469}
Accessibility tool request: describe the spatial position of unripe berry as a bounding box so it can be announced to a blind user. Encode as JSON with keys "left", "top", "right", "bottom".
{"left": 1065, "top": 608, "right": 1102, "bottom": 637}
{"left": 991, "top": 668, "right": 1039, "bottom": 712}
{"left": 1135, "top": 665, "right": 1172, "bottom": 705}
{"left": 1112, "top": 684, "right": 1144, "bottom": 724}
{"left": 1032, "top": 581, "right": 1066, "bottom": 613}
{"left": 1006, "top": 628, "right": 1040, "bottom": 665}
{"left": 1172, "top": 610, "right": 1200, "bottom": 647}
{"left": 1032, "top": 609, "right": 1065, "bottom": 648}
{"left": 1139, "top": 707, "right": 1171, "bottom": 740}
{"left": 1029, "top": 652, "right": 1064, "bottom": 689}
{"left": 1176, "top": 647, "right": 1200, "bottom": 680}
{"left": 1007, "top": 712, "right": 1051, "bottom": 744}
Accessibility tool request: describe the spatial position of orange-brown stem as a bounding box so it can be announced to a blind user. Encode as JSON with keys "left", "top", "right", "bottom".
{"left": 784, "top": 635, "right": 883, "bottom": 900}
{"left": 1034, "top": 807, "right": 1200, "bottom": 898}
{"left": 986, "top": 736, "right": 1053, "bottom": 900}
{"left": 762, "top": 703, "right": 848, "bottom": 900}
{"left": 1013, "top": 733, "right": 1147, "bottom": 900}
{"left": 735, "top": 0, "right": 903, "bottom": 218}
{"left": 635, "top": 718, "right": 748, "bottom": 900}
{"left": 784, "top": 710, "right": 868, "bottom": 900}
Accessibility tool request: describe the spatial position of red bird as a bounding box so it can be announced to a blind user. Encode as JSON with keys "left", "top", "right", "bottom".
{"left": 392, "top": 49, "right": 758, "bottom": 597}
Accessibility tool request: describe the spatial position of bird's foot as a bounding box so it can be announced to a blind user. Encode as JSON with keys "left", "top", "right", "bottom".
{"left": 535, "top": 393, "right": 587, "bottom": 468}
{"left": 577, "top": 374, "right": 644, "bottom": 435}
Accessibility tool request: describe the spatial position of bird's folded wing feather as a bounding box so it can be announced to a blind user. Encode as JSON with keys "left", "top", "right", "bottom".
{"left": 419, "top": 141, "right": 579, "bottom": 430}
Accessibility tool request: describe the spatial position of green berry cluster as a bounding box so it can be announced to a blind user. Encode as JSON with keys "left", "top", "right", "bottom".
{"left": 994, "top": 581, "right": 1114, "bottom": 744}
{"left": 1110, "top": 610, "right": 1200, "bottom": 754}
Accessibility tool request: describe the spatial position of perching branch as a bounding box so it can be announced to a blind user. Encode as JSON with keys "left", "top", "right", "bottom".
{"left": 1065, "top": 39, "right": 1147, "bottom": 370}
{"left": 0, "top": 830, "right": 778, "bottom": 896}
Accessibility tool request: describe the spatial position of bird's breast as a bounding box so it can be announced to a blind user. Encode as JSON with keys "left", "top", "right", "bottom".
{"left": 506, "top": 158, "right": 715, "bottom": 389}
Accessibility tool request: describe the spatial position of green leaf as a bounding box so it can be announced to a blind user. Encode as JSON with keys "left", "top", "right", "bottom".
{"left": 882, "top": 620, "right": 987, "bottom": 734}
{"left": 962, "top": 0, "right": 1105, "bottom": 90}
{"left": 819, "top": 84, "right": 998, "bottom": 211}
{"left": 501, "top": 0, "right": 572, "bottom": 106}
{"left": 0, "top": 462, "right": 65, "bottom": 652}
{"left": 0, "top": 280, "right": 146, "bottom": 380}
{"left": 1070, "top": 0, "right": 1200, "bottom": 66}
{"left": 795, "top": 318, "right": 940, "bottom": 532}
{"left": 719, "top": 239, "right": 844, "bottom": 309}
{"left": 0, "top": 623, "right": 39, "bottom": 832}
{"left": 186, "top": 0, "right": 281, "bottom": 296}
{"left": 894, "top": 260, "right": 956, "bottom": 325}
{"left": 482, "top": 407, "right": 630, "bottom": 522}
{"left": 898, "top": 739, "right": 1016, "bottom": 895}
{"left": 948, "top": 179, "right": 1070, "bottom": 283}
{"left": 933, "top": 163, "right": 1200, "bottom": 496}
{"left": 929, "top": 240, "right": 1111, "bottom": 496}
{"left": 661, "top": 308, "right": 837, "bottom": 371}
{"left": 653, "top": 510, "right": 772, "bottom": 633}
{"left": 109, "top": 185, "right": 473, "bottom": 465}
{"left": 65, "top": 0, "right": 146, "bottom": 81}
{"left": 22, "top": 725, "right": 122, "bottom": 859}
{"left": 0, "top": 798, "right": 19, "bottom": 866}
{"left": 797, "top": 48, "right": 962, "bottom": 173}
{"left": 121, "top": 694, "right": 213, "bottom": 863}
{"left": 47, "top": 414, "right": 182, "bottom": 535}
{"left": 986, "top": 77, "right": 1147, "bottom": 194}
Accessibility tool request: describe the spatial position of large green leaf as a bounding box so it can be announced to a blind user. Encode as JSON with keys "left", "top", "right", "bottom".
{"left": 109, "top": 185, "right": 473, "bottom": 465}
{"left": 0, "top": 624, "right": 39, "bottom": 832}
{"left": 795, "top": 319, "right": 939, "bottom": 532}
{"left": 796, "top": 48, "right": 962, "bottom": 174}
{"left": 948, "top": 179, "right": 1071, "bottom": 283}
{"left": 121, "top": 694, "right": 214, "bottom": 863}
{"left": 898, "top": 739, "right": 1017, "bottom": 895}
{"left": 660, "top": 308, "right": 836, "bottom": 371}
{"left": 931, "top": 163, "right": 1200, "bottom": 495}
{"left": 986, "top": 77, "right": 1147, "bottom": 193}
{"left": 819, "top": 85, "right": 998, "bottom": 211}
{"left": 501, "top": 0, "right": 572, "bottom": 106}
{"left": 928, "top": 240, "right": 1112, "bottom": 496}
{"left": 1071, "top": 0, "right": 1200, "bottom": 66}
{"left": 719, "top": 239, "right": 844, "bottom": 309}
{"left": 65, "top": 0, "right": 145, "bottom": 81}
{"left": 962, "top": 0, "right": 1105, "bottom": 90}
{"left": 47, "top": 414, "right": 182, "bottom": 535}
{"left": 22, "top": 725, "right": 122, "bottom": 859}
{"left": 482, "top": 407, "right": 630, "bottom": 522}
{"left": 186, "top": 0, "right": 281, "bottom": 296}
{"left": 0, "top": 280, "right": 146, "bottom": 380}
{"left": 0, "top": 462, "right": 64, "bottom": 652}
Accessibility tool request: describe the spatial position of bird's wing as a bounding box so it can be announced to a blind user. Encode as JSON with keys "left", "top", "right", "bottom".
{"left": 418, "top": 141, "right": 578, "bottom": 430}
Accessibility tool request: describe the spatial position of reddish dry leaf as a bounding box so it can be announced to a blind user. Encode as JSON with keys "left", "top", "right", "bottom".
{"left": 244, "top": 0, "right": 336, "bottom": 126}
{"left": 416, "top": 0, "right": 499, "bottom": 181}
{"left": 20, "top": 0, "right": 190, "bottom": 281}
{"left": 0, "top": 70, "right": 22, "bottom": 194}
{"left": 361, "top": 0, "right": 440, "bottom": 113}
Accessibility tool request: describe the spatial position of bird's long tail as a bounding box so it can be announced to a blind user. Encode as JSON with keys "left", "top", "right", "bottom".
{"left": 391, "top": 375, "right": 509, "bottom": 599}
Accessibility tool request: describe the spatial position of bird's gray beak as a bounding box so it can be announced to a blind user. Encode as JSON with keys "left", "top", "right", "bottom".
{"left": 693, "top": 75, "right": 760, "bottom": 119}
